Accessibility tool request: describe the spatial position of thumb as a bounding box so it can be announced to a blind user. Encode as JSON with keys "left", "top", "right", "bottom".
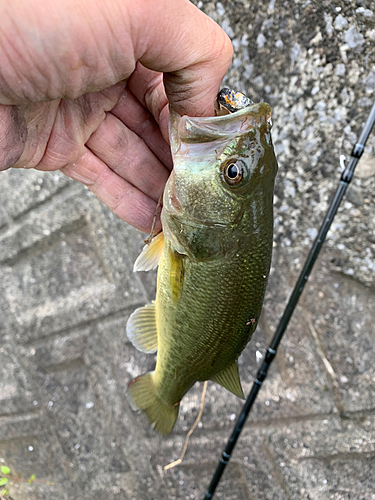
{"left": 134, "top": 0, "right": 233, "bottom": 117}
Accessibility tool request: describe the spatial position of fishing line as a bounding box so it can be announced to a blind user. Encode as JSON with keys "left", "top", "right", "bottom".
{"left": 203, "top": 101, "right": 375, "bottom": 500}
{"left": 165, "top": 381, "right": 208, "bottom": 471}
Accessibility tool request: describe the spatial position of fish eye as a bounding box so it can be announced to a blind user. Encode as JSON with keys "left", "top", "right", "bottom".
{"left": 223, "top": 160, "right": 243, "bottom": 186}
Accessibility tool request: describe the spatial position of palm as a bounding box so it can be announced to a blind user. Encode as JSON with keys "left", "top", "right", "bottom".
{"left": 8, "top": 66, "right": 173, "bottom": 233}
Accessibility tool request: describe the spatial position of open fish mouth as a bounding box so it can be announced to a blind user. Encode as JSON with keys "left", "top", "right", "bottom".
{"left": 168, "top": 89, "right": 272, "bottom": 165}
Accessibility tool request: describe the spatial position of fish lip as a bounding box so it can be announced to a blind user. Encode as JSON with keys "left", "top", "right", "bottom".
{"left": 178, "top": 102, "right": 272, "bottom": 144}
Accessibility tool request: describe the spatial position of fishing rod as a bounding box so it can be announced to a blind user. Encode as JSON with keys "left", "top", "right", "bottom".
{"left": 203, "top": 101, "right": 375, "bottom": 500}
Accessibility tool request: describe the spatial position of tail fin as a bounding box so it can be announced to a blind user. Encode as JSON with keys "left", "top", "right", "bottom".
{"left": 126, "top": 372, "right": 179, "bottom": 435}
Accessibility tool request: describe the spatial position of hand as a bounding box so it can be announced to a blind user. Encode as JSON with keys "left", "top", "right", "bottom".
{"left": 0, "top": 0, "right": 232, "bottom": 232}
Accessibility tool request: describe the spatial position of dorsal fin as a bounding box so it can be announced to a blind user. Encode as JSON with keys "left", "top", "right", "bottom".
{"left": 211, "top": 361, "right": 245, "bottom": 399}
{"left": 126, "top": 302, "right": 158, "bottom": 353}
{"left": 134, "top": 232, "right": 164, "bottom": 272}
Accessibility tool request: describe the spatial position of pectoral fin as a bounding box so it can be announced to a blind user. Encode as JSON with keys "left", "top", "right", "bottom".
{"left": 134, "top": 232, "right": 164, "bottom": 272}
{"left": 126, "top": 302, "right": 158, "bottom": 353}
{"left": 168, "top": 248, "right": 185, "bottom": 304}
{"left": 211, "top": 361, "right": 245, "bottom": 399}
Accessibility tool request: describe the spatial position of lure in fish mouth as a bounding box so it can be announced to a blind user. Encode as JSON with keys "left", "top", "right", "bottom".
{"left": 126, "top": 88, "right": 278, "bottom": 434}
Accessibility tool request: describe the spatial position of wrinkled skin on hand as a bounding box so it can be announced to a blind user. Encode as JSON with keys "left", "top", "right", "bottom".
{"left": 0, "top": 0, "right": 233, "bottom": 232}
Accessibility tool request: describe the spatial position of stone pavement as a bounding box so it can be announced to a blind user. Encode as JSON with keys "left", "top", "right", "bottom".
{"left": 0, "top": 1, "right": 375, "bottom": 499}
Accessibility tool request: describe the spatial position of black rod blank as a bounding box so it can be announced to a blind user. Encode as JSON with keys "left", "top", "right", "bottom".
{"left": 203, "top": 102, "right": 375, "bottom": 500}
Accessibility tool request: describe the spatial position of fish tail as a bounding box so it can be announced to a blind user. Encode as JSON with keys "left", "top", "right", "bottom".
{"left": 126, "top": 372, "right": 179, "bottom": 435}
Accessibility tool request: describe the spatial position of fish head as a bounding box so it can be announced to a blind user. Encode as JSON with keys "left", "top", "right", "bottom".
{"left": 162, "top": 101, "right": 278, "bottom": 260}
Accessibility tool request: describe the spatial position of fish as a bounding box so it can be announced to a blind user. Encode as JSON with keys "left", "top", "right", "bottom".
{"left": 125, "top": 88, "right": 278, "bottom": 434}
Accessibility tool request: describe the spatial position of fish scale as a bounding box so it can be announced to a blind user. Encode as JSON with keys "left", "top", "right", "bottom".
{"left": 126, "top": 89, "right": 278, "bottom": 434}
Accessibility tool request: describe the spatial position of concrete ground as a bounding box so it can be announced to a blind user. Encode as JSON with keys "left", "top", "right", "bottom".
{"left": 0, "top": 1, "right": 375, "bottom": 499}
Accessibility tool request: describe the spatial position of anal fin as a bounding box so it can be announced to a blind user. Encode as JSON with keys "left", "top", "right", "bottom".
{"left": 134, "top": 232, "right": 164, "bottom": 272}
{"left": 126, "top": 302, "right": 158, "bottom": 353}
{"left": 211, "top": 361, "right": 245, "bottom": 399}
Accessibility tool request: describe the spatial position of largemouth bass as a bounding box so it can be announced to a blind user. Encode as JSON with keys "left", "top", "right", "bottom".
{"left": 126, "top": 88, "right": 278, "bottom": 434}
